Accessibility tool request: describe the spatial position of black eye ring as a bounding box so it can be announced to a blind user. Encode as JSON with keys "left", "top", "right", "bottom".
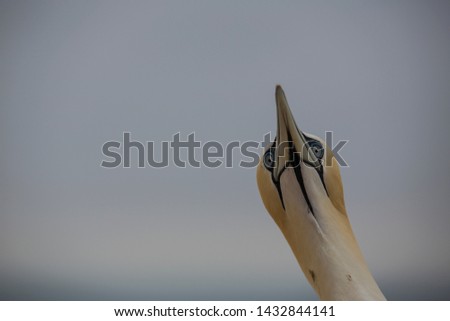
{"left": 263, "top": 147, "right": 276, "bottom": 169}
{"left": 308, "top": 141, "right": 324, "bottom": 159}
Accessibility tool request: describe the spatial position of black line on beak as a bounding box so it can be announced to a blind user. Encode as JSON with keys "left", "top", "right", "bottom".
{"left": 303, "top": 134, "right": 328, "bottom": 196}
{"left": 269, "top": 141, "right": 286, "bottom": 210}
{"left": 289, "top": 133, "right": 316, "bottom": 217}
{"left": 293, "top": 151, "right": 315, "bottom": 217}
{"left": 274, "top": 179, "right": 285, "bottom": 210}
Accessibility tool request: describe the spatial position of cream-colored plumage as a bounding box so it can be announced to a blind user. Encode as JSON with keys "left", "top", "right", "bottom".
{"left": 257, "top": 85, "right": 385, "bottom": 300}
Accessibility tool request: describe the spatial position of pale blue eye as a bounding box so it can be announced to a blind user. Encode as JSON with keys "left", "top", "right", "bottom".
{"left": 264, "top": 148, "right": 275, "bottom": 169}
{"left": 309, "top": 141, "right": 324, "bottom": 159}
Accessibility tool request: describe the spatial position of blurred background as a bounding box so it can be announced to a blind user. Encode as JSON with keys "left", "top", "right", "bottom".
{"left": 1, "top": 0, "right": 450, "bottom": 300}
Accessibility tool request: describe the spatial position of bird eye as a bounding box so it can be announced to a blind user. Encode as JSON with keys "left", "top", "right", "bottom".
{"left": 263, "top": 147, "right": 276, "bottom": 169}
{"left": 308, "top": 141, "right": 324, "bottom": 159}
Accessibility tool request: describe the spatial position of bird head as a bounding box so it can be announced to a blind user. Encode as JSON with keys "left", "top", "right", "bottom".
{"left": 257, "top": 85, "right": 347, "bottom": 233}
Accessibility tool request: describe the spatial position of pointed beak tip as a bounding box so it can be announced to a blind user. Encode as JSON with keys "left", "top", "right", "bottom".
{"left": 275, "top": 84, "right": 283, "bottom": 95}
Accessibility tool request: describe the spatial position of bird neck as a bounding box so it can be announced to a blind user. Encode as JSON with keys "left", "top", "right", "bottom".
{"left": 285, "top": 214, "right": 386, "bottom": 300}
{"left": 304, "top": 243, "right": 386, "bottom": 300}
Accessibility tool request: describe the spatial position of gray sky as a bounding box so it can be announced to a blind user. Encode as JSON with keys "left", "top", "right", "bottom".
{"left": 1, "top": 0, "right": 450, "bottom": 300}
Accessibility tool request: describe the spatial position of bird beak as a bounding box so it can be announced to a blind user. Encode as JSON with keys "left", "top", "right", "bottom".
{"left": 273, "top": 85, "right": 320, "bottom": 182}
